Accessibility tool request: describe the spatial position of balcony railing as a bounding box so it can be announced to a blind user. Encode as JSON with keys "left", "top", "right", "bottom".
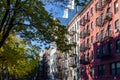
{"left": 96, "top": 46, "right": 112, "bottom": 59}
{"left": 97, "top": 31, "right": 113, "bottom": 43}
{"left": 85, "top": 29, "right": 90, "bottom": 36}
{"left": 72, "top": 64, "right": 77, "bottom": 68}
{"left": 104, "top": 12, "right": 113, "bottom": 21}
{"left": 69, "top": 30, "right": 76, "bottom": 36}
{"left": 58, "top": 56, "right": 62, "bottom": 59}
{"left": 69, "top": 60, "right": 77, "bottom": 68}
{"left": 80, "top": 45, "right": 85, "bottom": 52}
{"left": 97, "top": 0, "right": 107, "bottom": 11}
{"left": 85, "top": 43, "right": 91, "bottom": 50}
{"left": 99, "top": 52, "right": 112, "bottom": 59}
{"left": 97, "top": 0, "right": 111, "bottom": 11}
{"left": 105, "top": 0, "right": 112, "bottom": 4}
{"left": 80, "top": 19, "right": 86, "bottom": 26}
{"left": 70, "top": 53, "right": 77, "bottom": 57}
{"left": 97, "top": 34, "right": 104, "bottom": 43}
{"left": 80, "top": 31, "right": 86, "bottom": 39}
{"left": 104, "top": 30, "right": 113, "bottom": 42}
{"left": 85, "top": 15, "right": 90, "bottom": 22}
{"left": 96, "top": 18, "right": 105, "bottom": 27}
{"left": 80, "top": 58, "right": 90, "bottom": 65}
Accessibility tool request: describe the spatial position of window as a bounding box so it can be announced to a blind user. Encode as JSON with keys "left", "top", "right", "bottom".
{"left": 98, "top": 65, "right": 106, "bottom": 76}
{"left": 77, "top": 21, "right": 79, "bottom": 29}
{"left": 91, "top": 36, "right": 94, "bottom": 44}
{"left": 96, "top": 49, "right": 100, "bottom": 56}
{"left": 101, "top": 45, "right": 106, "bottom": 55}
{"left": 90, "top": 7, "right": 93, "bottom": 16}
{"left": 108, "top": 42, "right": 112, "bottom": 54}
{"left": 114, "top": 0, "right": 118, "bottom": 14}
{"left": 91, "top": 51, "right": 94, "bottom": 60}
{"left": 116, "top": 39, "right": 120, "bottom": 53}
{"left": 91, "top": 67, "right": 94, "bottom": 77}
{"left": 96, "top": 18, "right": 99, "bottom": 26}
{"left": 110, "top": 62, "right": 120, "bottom": 75}
{"left": 91, "top": 22, "right": 94, "bottom": 30}
{"left": 87, "top": 38, "right": 90, "bottom": 45}
{"left": 101, "top": 30, "right": 104, "bottom": 39}
{"left": 101, "top": 0, "right": 105, "bottom": 7}
{"left": 101, "top": 13, "right": 104, "bottom": 24}
{"left": 87, "top": 52, "right": 90, "bottom": 61}
{"left": 96, "top": 33, "right": 99, "bottom": 42}
{"left": 95, "top": 2, "right": 99, "bottom": 11}
{"left": 87, "top": 12, "right": 90, "bottom": 18}
{"left": 108, "top": 25, "right": 112, "bottom": 36}
{"left": 117, "top": 62, "right": 120, "bottom": 74}
{"left": 111, "top": 63, "right": 116, "bottom": 75}
{"left": 115, "top": 19, "right": 119, "bottom": 30}
{"left": 107, "top": 7, "right": 111, "bottom": 13}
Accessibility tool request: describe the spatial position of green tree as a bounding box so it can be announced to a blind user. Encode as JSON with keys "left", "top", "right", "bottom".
{"left": 0, "top": 35, "right": 39, "bottom": 79}
{"left": 0, "top": 0, "right": 72, "bottom": 52}
{"left": 0, "top": 0, "right": 88, "bottom": 52}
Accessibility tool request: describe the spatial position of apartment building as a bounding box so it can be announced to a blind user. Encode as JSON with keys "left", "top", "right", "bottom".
{"left": 68, "top": 0, "right": 120, "bottom": 80}
{"left": 67, "top": 11, "right": 80, "bottom": 80}
{"left": 78, "top": 0, "right": 120, "bottom": 80}
{"left": 47, "top": 42, "right": 58, "bottom": 80}
{"left": 39, "top": 49, "right": 49, "bottom": 80}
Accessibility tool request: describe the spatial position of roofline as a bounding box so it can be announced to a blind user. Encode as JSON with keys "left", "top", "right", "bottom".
{"left": 67, "top": 0, "right": 93, "bottom": 27}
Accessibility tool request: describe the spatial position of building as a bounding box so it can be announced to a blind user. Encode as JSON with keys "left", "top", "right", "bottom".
{"left": 79, "top": 0, "right": 120, "bottom": 80}
{"left": 47, "top": 42, "right": 58, "bottom": 80}
{"left": 39, "top": 49, "right": 49, "bottom": 80}
{"left": 67, "top": 9, "right": 80, "bottom": 80}
{"left": 68, "top": 0, "right": 120, "bottom": 80}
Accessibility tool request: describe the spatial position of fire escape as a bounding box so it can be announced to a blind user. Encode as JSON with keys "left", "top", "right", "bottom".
{"left": 80, "top": 54, "right": 90, "bottom": 65}
{"left": 97, "top": 0, "right": 112, "bottom": 11}
{"left": 96, "top": 30, "right": 113, "bottom": 59}
{"left": 97, "top": 0, "right": 112, "bottom": 28}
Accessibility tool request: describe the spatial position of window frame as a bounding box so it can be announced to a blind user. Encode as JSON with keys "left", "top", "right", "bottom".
{"left": 96, "top": 32, "right": 99, "bottom": 42}
{"left": 91, "top": 21, "right": 94, "bottom": 30}
{"left": 96, "top": 17, "right": 99, "bottom": 26}
{"left": 114, "top": 0, "right": 118, "bottom": 14}
{"left": 115, "top": 19, "right": 119, "bottom": 30}
{"left": 98, "top": 65, "right": 106, "bottom": 76}
{"left": 116, "top": 39, "right": 120, "bottom": 53}
{"left": 110, "top": 62, "right": 120, "bottom": 75}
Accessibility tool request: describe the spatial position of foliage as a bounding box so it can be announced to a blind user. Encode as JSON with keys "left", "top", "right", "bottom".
{"left": 0, "top": 35, "right": 39, "bottom": 79}
{"left": 0, "top": 0, "right": 75, "bottom": 52}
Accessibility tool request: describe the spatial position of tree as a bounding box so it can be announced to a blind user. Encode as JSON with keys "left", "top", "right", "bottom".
{"left": 0, "top": 34, "right": 39, "bottom": 79}
{"left": 0, "top": 0, "right": 69, "bottom": 52}
{"left": 0, "top": 0, "right": 88, "bottom": 52}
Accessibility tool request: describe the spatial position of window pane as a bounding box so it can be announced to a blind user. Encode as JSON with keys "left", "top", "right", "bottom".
{"left": 111, "top": 63, "right": 115, "bottom": 69}
{"left": 102, "top": 46, "right": 106, "bottom": 54}
{"left": 111, "top": 69, "right": 116, "bottom": 75}
{"left": 114, "top": 0, "right": 118, "bottom": 13}
{"left": 117, "top": 62, "right": 120, "bottom": 68}
{"left": 115, "top": 20, "right": 119, "bottom": 29}
{"left": 116, "top": 40, "right": 120, "bottom": 52}
{"left": 96, "top": 33, "right": 98, "bottom": 41}
{"left": 111, "top": 63, "right": 116, "bottom": 75}
{"left": 117, "top": 68, "right": 120, "bottom": 74}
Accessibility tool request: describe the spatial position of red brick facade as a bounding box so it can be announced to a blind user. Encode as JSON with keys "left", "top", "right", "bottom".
{"left": 79, "top": 0, "right": 120, "bottom": 80}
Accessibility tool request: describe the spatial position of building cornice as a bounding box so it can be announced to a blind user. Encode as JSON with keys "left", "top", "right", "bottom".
{"left": 67, "top": 0, "right": 93, "bottom": 27}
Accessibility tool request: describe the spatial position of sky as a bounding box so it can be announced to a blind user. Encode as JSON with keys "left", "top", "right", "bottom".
{"left": 43, "top": 0, "right": 80, "bottom": 25}
{"left": 40, "top": 0, "right": 83, "bottom": 51}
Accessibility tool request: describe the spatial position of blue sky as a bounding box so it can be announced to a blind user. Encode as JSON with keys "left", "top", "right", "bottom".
{"left": 39, "top": 0, "right": 82, "bottom": 51}
{"left": 43, "top": 1, "right": 80, "bottom": 26}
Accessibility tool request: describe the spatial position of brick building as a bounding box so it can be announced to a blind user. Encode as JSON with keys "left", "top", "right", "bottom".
{"left": 68, "top": 0, "right": 120, "bottom": 80}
